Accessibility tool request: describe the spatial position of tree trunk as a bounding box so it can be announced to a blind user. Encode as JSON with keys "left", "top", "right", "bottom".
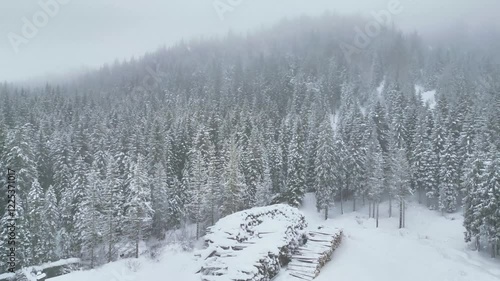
{"left": 136, "top": 220, "right": 141, "bottom": 259}
{"left": 353, "top": 197, "right": 356, "bottom": 212}
{"left": 211, "top": 204, "right": 215, "bottom": 226}
{"left": 418, "top": 189, "right": 422, "bottom": 204}
{"left": 492, "top": 241, "right": 497, "bottom": 258}
{"left": 399, "top": 199, "right": 403, "bottom": 229}
{"left": 497, "top": 240, "right": 500, "bottom": 256}
{"left": 476, "top": 236, "right": 480, "bottom": 252}
{"left": 376, "top": 202, "right": 379, "bottom": 228}
{"left": 108, "top": 215, "right": 113, "bottom": 263}
{"left": 369, "top": 201, "right": 372, "bottom": 218}
{"left": 389, "top": 197, "right": 392, "bottom": 218}
{"left": 372, "top": 203, "right": 376, "bottom": 219}
{"left": 90, "top": 243, "right": 95, "bottom": 269}
{"left": 403, "top": 200, "right": 406, "bottom": 228}
{"left": 340, "top": 187, "right": 344, "bottom": 215}
{"left": 324, "top": 207, "right": 328, "bottom": 220}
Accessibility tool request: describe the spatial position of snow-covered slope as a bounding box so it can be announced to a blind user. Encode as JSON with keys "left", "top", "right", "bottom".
{"left": 277, "top": 193, "right": 500, "bottom": 281}
{"left": 49, "top": 194, "right": 499, "bottom": 281}
{"left": 48, "top": 245, "right": 199, "bottom": 281}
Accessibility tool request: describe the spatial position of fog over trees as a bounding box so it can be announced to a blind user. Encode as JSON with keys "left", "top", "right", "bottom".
{"left": 0, "top": 13, "right": 499, "bottom": 272}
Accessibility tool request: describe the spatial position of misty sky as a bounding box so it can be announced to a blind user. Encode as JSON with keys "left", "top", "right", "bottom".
{"left": 1, "top": 0, "right": 499, "bottom": 82}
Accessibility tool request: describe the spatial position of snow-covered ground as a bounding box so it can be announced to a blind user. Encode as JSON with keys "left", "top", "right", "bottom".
{"left": 49, "top": 194, "right": 500, "bottom": 281}
{"left": 277, "top": 193, "right": 500, "bottom": 281}
{"left": 415, "top": 85, "right": 436, "bottom": 109}
{"left": 48, "top": 245, "right": 199, "bottom": 281}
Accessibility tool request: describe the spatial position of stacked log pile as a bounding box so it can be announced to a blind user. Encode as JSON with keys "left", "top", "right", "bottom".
{"left": 287, "top": 227, "right": 343, "bottom": 281}
{"left": 199, "top": 204, "right": 308, "bottom": 281}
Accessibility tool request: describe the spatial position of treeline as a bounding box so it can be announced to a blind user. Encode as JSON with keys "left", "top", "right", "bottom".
{"left": 0, "top": 14, "right": 499, "bottom": 271}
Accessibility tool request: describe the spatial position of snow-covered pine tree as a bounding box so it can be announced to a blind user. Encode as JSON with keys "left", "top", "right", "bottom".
{"left": 482, "top": 148, "right": 500, "bottom": 257}
{"left": 366, "top": 127, "right": 384, "bottom": 227}
{"left": 241, "top": 129, "right": 263, "bottom": 209}
{"left": 0, "top": 194, "right": 32, "bottom": 270}
{"left": 206, "top": 142, "right": 223, "bottom": 225}
{"left": 279, "top": 117, "right": 293, "bottom": 193}
{"left": 75, "top": 164, "right": 103, "bottom": 268}
{"left": 43, "top": 185, "right": 59, "bottom": 262}
{"left": 422, "top": 135, "right": 439, "bottom": 209}
{"left": 284, "top": 131, "right": 306, "bottom": 207}
{"left": 27, "top": 179, "right": 46, "bottom": 264}
{"left": 102, "top": 153, "right": 124, "bottom": 262}
{"left": 305, "top": 109, "right": 320, "bottom": 193}
{"left": 221, "top": 138, "right": 246, "bottom": 216}
{"left": 334, "top": 136, "right": 349, "bottom": 215}
{"left": 438, "top": 133, "right": 459, "bottom": 213}
{"left": 350, "top": 106, "right": 367, "bottom": 211}
{"left": 69, "top": 156, "right": 89, "bottom": 254}
{"left": 371, "top": 101, "right": 390, "bottom": 154}
{"left": 151, "top": 162, "right": 169, "bottom": 239}
{"left": 268, "top": 140, "right": 283, "bottom": 195}
{"left": 431, "top": 113, "right": 447, "bottom": 207}
{"left": 185, "top": 148, "right": 208, "bottom": 239}
{"left": 145, "top": 125, "right": 167, "bottom": 239}
{"left": 315, "top": 117, "right": 336, "bottom": 219}
{"left": 125, "top": 155, "right": 154, "bottom": 258}
{"left": 458, "top": 110, "right": 476, "bottom": 195}
{"left": 255, "top": 159, "right": 273, "bottom": 207}
{"left": 35, "top": 129, "right": 54, "bottom": 190}
{"left": 412, "top": 118, "right": 427, "bottom": 204}
{"left": 5, "top": 124, "right": 38, "bottom": 211}
{"left": 384, "top": 131, "right": 397, "bottom": 218}
{"left": 166, "top": 176, "right": 186, "bottom": 230}
{"left": 53, "top": 132, "right": 74, "bottom": 237}
{"left": 391, "top": 146, "right": 412, "bottom": 228}
{"left": 463, "top": 146, "right": 487, "bottom": 250}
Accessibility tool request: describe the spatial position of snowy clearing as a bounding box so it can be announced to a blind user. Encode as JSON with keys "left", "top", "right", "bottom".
{"left": 49, "top": 194, "right": 499, "bottom": 281}
{"left": 277, "top": 193, "right": 500, "bottom": 281}
{"left": 48, "top": 245, "right": 199, "bottom": 281}
{"left": 415, "top": 85, "right": 436, "bottom": 109}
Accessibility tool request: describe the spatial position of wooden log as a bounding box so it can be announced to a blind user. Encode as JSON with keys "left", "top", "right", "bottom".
{"left": 290, "top": 273, "right": 314, "bottom": 281}
{"left": 288, "top": 263, "right": 319, "bottom": 269}
{"left": 289, "top": 266, "right": 319, "bottom": 273}
{"left": 289, "top": 271, "right": 316, "bottom": 279}
{"left": 286, "top": 229, "right": 343, "bottom": 280}
{"left": 309, "top": 231, "right": 337, "bottom": 236}
{"left": 288, "top": 266, "right": 318, "bottom": 272}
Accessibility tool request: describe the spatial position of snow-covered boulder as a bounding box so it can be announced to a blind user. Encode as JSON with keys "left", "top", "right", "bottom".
{"left": 200, "top": 204, "right": 308, "bottom": 281}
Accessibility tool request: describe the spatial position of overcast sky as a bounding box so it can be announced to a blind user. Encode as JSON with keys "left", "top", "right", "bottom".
{"left": 1, "top": 0, "right": 499, "bottom": 83}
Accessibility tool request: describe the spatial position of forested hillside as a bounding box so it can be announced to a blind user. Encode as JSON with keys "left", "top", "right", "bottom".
{"left": 0, "top": 14, "right": 499, "bottom": 271}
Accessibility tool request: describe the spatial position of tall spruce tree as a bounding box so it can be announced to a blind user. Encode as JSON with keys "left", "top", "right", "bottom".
{"left": 125, "top": 155, "right": 154, "bottom": 258}
{"left": 315, "top": 117, "right": 336, "bottom": 219}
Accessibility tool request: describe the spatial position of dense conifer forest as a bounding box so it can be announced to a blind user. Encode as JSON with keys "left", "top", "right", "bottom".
{"left": 1, "top": 14, "right": 499, "bottom": 270}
